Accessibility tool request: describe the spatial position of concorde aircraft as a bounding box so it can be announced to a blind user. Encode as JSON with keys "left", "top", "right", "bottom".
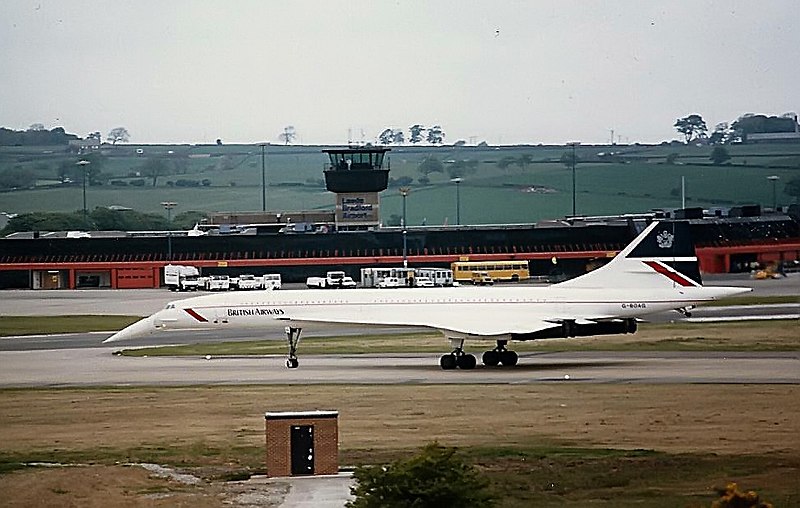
{"left": 105, "top": 221, "right": 751, "bottom": 370}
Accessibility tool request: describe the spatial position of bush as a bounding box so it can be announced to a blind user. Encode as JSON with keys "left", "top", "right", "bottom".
{"left": 346, "top": 443, "right": 494, "bottom": 508}
{"left": 130, "top": 179, "right": 145, "bottom": 187}
{"left": 711, "top": 482, "right": 772, "bottom": 507}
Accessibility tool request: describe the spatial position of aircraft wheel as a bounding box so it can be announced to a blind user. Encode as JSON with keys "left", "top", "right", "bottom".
{"left": 457, "top": 353, "right": 477, "bottom": 370}
{"left": 499, "top": 350, "right": 518, "bottom": 367}
{"left": 482, "top": 350, "right": 500, "bottom": 367}
{"left": 440, "top": 354, "right": 458, "bottom": 370}
{"left": 286, "top": 358, "right": 299, "bottom": 369}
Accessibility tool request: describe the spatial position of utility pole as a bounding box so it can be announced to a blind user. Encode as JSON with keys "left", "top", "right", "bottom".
{"left": 76, "top": 160, "right": 91, "bottom": 228}
{"left": 567, "top": 142, "right": 580, "bottom": 216}
{"left": 161, "top": 201, "right": 177, "bottom": 260}
{"left": 399, "top": 187, "right": 410, "bottom": 268}
{"left": 260, "top": 143, "right": 268, "bottom": 212}
{"left": 767, "top": 175, "right": 780, "bottom": 211}
{"left": 450, "top": 178, "right": 463, "bottom": 225}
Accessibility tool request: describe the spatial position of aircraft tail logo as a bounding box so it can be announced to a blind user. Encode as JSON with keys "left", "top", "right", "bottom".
{"left": 558, "top": 220, "right": 702, "bottom": 289}
{"left": 656, "top": 230, "right": 674, "bottom": 249}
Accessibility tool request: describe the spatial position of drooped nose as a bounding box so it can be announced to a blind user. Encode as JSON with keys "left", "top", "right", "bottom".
{"left": 103, "top": 315, "right": 158, "bottom": 343}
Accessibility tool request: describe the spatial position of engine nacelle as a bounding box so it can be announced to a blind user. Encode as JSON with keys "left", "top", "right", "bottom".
{"left": 512, "top": 319, "right": 637, "bottom": 341}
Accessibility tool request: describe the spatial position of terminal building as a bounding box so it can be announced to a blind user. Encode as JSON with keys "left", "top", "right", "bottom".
{"left": 1, "top": 146, "right": 799, "bottom": 289}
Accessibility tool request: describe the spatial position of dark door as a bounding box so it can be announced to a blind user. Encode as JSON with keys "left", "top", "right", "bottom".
{"left": 290, "top": 425, "right": 314, "bottom": 475}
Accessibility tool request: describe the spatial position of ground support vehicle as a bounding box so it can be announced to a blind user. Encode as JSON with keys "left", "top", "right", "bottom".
{"left": 164, "top": 264, "right": 201, "bottom": 291}
{"left": 452, "top": 260, "right": 529, "bottom": 283}
{"left": 415, "top": 268, "right": 454, "bottom": 286}
{"left": 471, "top": 271, "right": 494, "bottom": 286}
{"left": 204, "top": 275, "right": 231, "bottom": 291}
{"left": 360, "top": 267, "right": 415, "bottom": 288}
{"left": 235, "top": 274, "right": 263, "bottom": 290}
{"left": 306, "top": 271, "right": 356, "bottom": 289}
{"left": 414, "top": 276, "right": 435, "bottom": 287}
{"left": 378, "top": 277, "right": 403, "bottom": 288}
{"left": 262, "top": 274, "right": 282, "bottom": 290}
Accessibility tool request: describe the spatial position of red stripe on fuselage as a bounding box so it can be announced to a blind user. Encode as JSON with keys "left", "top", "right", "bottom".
{"left": 643, "top": 261, "right": 696, "bottom": 287}
{"left": 184, "top": 308, "right": 208, "bottom": 322}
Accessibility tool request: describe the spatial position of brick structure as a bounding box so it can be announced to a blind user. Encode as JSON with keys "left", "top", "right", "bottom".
{"left": 265, "top": 410, "right": 339, "bottom": 477}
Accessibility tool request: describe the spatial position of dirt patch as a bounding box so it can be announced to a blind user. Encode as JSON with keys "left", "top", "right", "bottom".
{"left": 1, "top": 385, "right": 797, "bottom": 459}
{"left": 0, "top": 464, "right": 229, "bottom": 507}
{"left": 1, "top": 384, "right": 798, "bottom": 506}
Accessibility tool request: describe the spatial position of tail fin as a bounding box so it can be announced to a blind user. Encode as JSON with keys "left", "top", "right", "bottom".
{"left": 557, "top": 221, "right": 703, "bottom": 289}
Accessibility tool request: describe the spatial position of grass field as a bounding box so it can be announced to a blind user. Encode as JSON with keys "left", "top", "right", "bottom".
{"left": 1, "top": 385, "right": 798, "bottom": 506}
{"left": 2, "top": 143, "right": 798, "bottom": 224}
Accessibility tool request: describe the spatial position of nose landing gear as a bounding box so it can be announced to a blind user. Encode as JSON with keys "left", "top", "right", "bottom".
{"left": 285, "top": 326, "right": 302, "bottom": 369}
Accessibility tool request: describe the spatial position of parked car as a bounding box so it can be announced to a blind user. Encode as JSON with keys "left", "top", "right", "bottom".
{"left": 414, "top": 276, "right": 435, "bottom": 287}
{"left": 378, "top": 277, "right": 403, "bottom": 288}
{"left": 471, "top": 271, "right": 493, "bottom": 286}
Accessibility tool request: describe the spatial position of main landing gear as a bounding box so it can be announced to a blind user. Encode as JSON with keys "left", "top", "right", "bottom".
{"left": 285, "top": 326, "right": 301, "bottom": 369}
{"left": 439, "top": 339, "right": 520, "bottom": 370}
{"left": 481, "top": 340, "right": 518, "bottom": 367}
{"left": 440, "top": 339, "right": 477, "bottom": 370}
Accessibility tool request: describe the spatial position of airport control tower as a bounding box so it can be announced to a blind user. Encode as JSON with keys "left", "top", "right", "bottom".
{"left": 323, "top": 147, "right": 390, "bottom": 231}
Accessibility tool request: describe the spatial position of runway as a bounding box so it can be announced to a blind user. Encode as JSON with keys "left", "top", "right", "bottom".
{"left": 1, "top": 348, "right": 797, "bottom": 387}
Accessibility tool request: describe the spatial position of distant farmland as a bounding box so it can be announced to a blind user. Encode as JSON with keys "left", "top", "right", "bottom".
{"left": 1, "top": 143, "right": 798, "bottom": 225}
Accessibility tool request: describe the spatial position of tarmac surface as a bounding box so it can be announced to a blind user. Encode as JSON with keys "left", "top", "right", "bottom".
{"left": 1, "top": 349, "right": 798, "bottom": 387}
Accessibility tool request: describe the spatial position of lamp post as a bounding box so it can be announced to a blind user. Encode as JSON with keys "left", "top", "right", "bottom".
{"left": 399, "top": 187, "right": 410, "bottom": 268}
{"left": 767, "top": 175, "right": 780, "bottom": 211}
{"left": 76, "top": 160, "right": 91, "bottom": 227}
{"left": 450, "top": 177, "right": 463, "bottom": 225}
{"left": 260, "top": 143, "right": 268, "bottom": 212}
{"left": 567, "top": 142, "right": 580, "bottom": 216}
{"left": 161, "top": 201, "right": 177, "bottom": 260}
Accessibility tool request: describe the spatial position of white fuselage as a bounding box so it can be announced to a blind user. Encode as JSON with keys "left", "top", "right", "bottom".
{"left": 106, "top": 283, "right": 746, "bottom": 343}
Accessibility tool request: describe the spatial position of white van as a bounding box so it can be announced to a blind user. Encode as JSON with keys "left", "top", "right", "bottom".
{"left": 263, "top": 274, "right": 282, "bottom": 290}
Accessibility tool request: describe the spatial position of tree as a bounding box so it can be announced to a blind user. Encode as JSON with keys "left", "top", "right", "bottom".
{"left": 674, "top": 114, "right": 708, "bottom": 143}
{"left": 81, "top": 152, "right": 106, "bottom": 185}
{"left": 447, "top": 159, "right": 479, "bottom": 179}
{"left": 278, "top": 126, "right": 296, "bottom": 145}
{"left": 496, "top": 156, "right": 517, "bottom": 171}
{"left": 560, "top": 150, "right": 580, "bottom": 168}
{"left": 731, "top": 113, "right": 799, "bottom": 142}
{"left": 708, "top": 122, "right": 731, "bottom": 145}
{"left": 709, "top": 146, "right": 731, "bottom": 165}
{"left": 28, "top": 123, "right": 45, "bottom": 131}
{"left": 347, "top": 443, "right": 494, "bottom": 508}
{"left": 515, "top": 153, "right": 533, "bottom": 171}
{"left": 418, "top": 156, "right": 444, "bottom": 176}
{"left": 427, "top": 125, "right": 445, "bottom": 145}
{"left": 0, "top": 166, "right": 36, "bottom": 190}
{"left": 393, "top": 129, "right": 405, "bottom": 144}
{"left": 86, "top": 131, "right": 102, "bottom": 145}
{"left": 141, "top": 157, "right": 168, "bottom": 187}
{"left": 107, "top": 127, "right": 130, "bottom": 144}
{"left": 409, "top": 124, "right": 425, "bottom": 144}
{"left": 378, "top": 128, "right": 395, "bottom": 145}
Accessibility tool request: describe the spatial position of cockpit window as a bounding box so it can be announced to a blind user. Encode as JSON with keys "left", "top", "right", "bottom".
{"left": 165, "top": 303, "right": 176, "bottom": 309}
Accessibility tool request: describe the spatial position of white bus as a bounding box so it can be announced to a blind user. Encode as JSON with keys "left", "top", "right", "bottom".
{"left": 415, "top": 267, "right": 454, "bottom": 287}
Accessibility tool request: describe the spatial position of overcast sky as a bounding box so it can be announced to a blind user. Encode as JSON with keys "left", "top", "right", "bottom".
{"left": 2, "top": 1, "right": 798, "bottom": 145}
